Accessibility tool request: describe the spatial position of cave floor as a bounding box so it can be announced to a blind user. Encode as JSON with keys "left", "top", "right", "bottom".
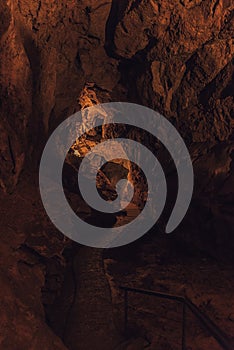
{"left": 104, "top": 234, "right": 234, "bottom": 349}
{"left": 0, "top": 176, "right": 233, "bottom": 350}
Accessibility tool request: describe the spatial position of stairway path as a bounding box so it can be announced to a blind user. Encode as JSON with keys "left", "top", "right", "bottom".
{"left": 63, "top": 203, "right": 141, "bottom": 350}
{"left": 64, "top": 247, "right": 122, "bottom": 350}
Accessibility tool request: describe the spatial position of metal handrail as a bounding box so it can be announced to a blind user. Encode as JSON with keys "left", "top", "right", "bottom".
{"left": 119, "top": 286, "right": 231, "bottom": 350}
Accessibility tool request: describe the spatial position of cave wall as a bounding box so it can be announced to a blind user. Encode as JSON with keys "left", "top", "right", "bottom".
{"left": 1, "top": 0, "right": 233, "bottom": 255}
{"left": 0, "top": 1, "right": 233, "bottom": 349}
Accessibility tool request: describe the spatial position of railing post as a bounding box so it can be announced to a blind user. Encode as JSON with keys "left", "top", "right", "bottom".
{"left": 119, "top": 286, "right": 230, "bottom": 350}
{"left": 182, "top": 302, "right": 186, "bottom": 350}
{"left": 124, "top": 289, "right": 128, "bottom": 334}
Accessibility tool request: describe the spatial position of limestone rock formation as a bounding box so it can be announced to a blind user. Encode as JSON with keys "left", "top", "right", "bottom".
{"left": 0, "top": 0, "right": 233, "bottom": 349}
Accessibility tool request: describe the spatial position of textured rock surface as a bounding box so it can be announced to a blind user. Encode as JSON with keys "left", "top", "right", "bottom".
{"left": 0, "top": 181, "right": 68, "bottom": 349}
{"left": 0, "top": 0, "right": 233, "bottom": 349}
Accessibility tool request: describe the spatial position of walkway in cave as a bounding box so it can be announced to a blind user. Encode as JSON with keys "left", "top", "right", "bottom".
{"left": 63, "top": 247, "right": 121, "bottom": 350}
{"left": 62, "top": 204, "right": 141, "bottom": 350}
